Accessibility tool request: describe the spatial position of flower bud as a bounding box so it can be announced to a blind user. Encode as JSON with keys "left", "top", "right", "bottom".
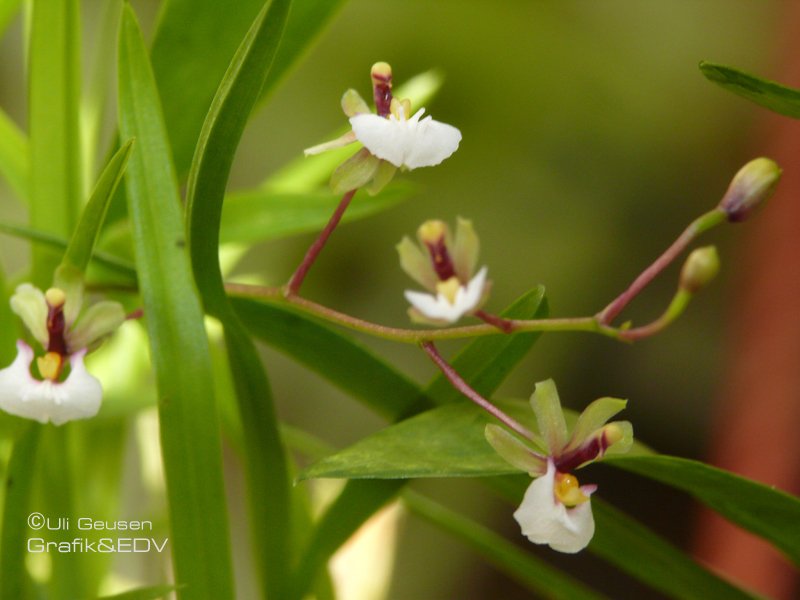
{"left": 680, "top": 246, "right": 720, "bottom": 293}
{"left": 719, "top": 157, "right": 781, "bottom": 222}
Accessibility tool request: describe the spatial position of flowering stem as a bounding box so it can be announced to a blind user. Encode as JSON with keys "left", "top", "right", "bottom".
{"left": 422, "top": 341, "right": 537, "bottom": 441}
{"left": 597, "top": 207, "right": 726, "bottom": 325}
{"left": 286, "top": 189, "right": 357, "bottom": 296}
{"left": 619, "top": 289, "right": 692, "bottom": 341}
{"left": 227, "top": 282, "right": 622, "bottom": 343}
{"left": 475, "top": 309, "right": 514, "bottom": 333}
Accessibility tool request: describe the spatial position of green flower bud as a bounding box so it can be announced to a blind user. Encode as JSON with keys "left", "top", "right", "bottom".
{"left": 719, "top": 157, "right": 781, "bottom": 222}
{"left": 680, "top": 246, "right": 720, "bottom": 293}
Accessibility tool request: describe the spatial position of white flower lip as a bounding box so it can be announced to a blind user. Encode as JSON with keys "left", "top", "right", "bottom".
{"left": 349, "top": 107, "right": 462, "bottom": 170}
{"left": 404, "top": 267, "right": 488, "bottom": 323}
{"left": 513, "top": 459, "right": 595, "bottom": 553}
{"left": 0, "top": 341, "right": 102, "bottom": 426}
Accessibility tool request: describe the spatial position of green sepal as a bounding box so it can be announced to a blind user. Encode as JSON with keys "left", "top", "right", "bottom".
{"left": 341, "top": 88, "right": 369, "bottom": 116}
{"left": 330, "top": 148, "right": 380, "bottom": 194}
{"left": 396, "top": 236, "right": 437, "bottom": 291}
{"left": 68, "top": 300, "right": 126, "bottom": 352}
{"left": 452, "top": 217, "right": 479, "bottom": 282}
{"left": 9, "top": 284, "right": 49, "bottom": 347}
{"left": 53, "top": 264, "right": 84, "bottom": 327}
{"left": 363, "top": 159, "right": 397, "bottom": 196}
{"left": 485, "top": 424, "right": 546, "bottom": 475}
{"left": 564, "top": 396, "right": 627, "bottom": 452}
{"left": 530, "top": 379, "right": 568, "bottom": 455}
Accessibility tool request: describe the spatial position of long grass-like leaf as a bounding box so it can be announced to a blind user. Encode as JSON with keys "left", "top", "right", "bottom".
{"left": 28, "top": 0, "right": 82, "bottom": 283}
{"left": 183, "top": 1, "right": 293, "bottom": 597}
{"left": 118, "top": 7, "right": 234, "bottom": 598}
{"left": 0, "top": 107, "right": 27, "bottom": 203}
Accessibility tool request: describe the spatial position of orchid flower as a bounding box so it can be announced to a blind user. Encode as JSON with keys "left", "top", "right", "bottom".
{"left": 304, "top": 62, "right": 462, "bottom": 195}
{"left": 397, "top": 218, "right": 490, "bottom": 325}
{"left": 0, "top": 271, "right": 125, "bottom": 425}
{"left": 485, "top": 380, "right": 633, "bottom": 553}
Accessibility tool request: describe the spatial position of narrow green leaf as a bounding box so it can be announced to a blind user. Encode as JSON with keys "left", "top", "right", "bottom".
{"left": 28, "top": 0, "right": 82, "bottom": 283}
{"left": 700, "top": 61, "right": 800, "bottom": 119}
{"left": 0, "top": 425, "right": 40, "bottom": 600}
{"left": 62, "top": 139, "right": 133, "bottom": 273}
{"left": 0, "top": 223, "right": 137, "bottom": 282}
{"left": 220, "top": 183, "right": 413, "bottom": 244}
{"left": 0, "top": 107, "right": 28, "bottom": 202}
{"left": 92, "top": 584, "right": 179, "bottom": 600}
{"left": 118, "top": 7, "right": 234, "bottom": 599}
{"left": 152, "top": 0, "right": 341, "bottom": 176}
{"left": 404, "top": 491, "right": 608, "bottom": 600}
{"left": 182, "top": 1, "right": 293, "bottom": 598}
{"left": 0, "top": 0, "right": 23, "bottom": 37}
{"left": 609, "top": 454, "right": 800, "bottom": 566}
{"left": 232, "top": 298, "right": 427, "bottom": 421}
{"left": 425, "top": 287, "right": 548, "bottom": 404}
{"left": 0, "top": 262, "right": 15, "bottom": 365}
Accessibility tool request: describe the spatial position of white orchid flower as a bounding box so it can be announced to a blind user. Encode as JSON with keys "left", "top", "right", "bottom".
{"left": 0, "top": 272, "right": 125, "bottom": 425}
{"left": 304, "top": 62, "right": 461, "bottom": 195}
{"left": 485, "top": 380, "right": 633, "bottom": 553}
{"left": 397, "top": 218, "right": 490, "bottom": 325}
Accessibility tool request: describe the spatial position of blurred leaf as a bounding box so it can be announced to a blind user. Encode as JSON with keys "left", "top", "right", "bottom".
{"left": 0, "top": 424, "right": 40, "bottom": 600}
{"left": 0, "top": 107, "right": 27, "bottom": 203}
{"left": 28, "top": 0, "right": 82, "bottom": 284}
{"left": 182, "top": 1, "right": 294, "bottom": 598}
{"left": 425, "top": 287, "right": 548, "bottom": 404}
{"left": 232, "top": 298, "right": 427, "bottom": 420}
{"left": 0, "top": 261, "right": 15, "bottom": 364}
{"left": 62, "top": 140, "right": 133, "bottom": 273}
{"left": 265, "top": 70, "right": 444, "bottom": 193}
{"left": 609, "top": 454, "right": 800, "bottom": 566}
{"left": 0, "top": 0, "right": 23, "bottom": 36}
{"left": 92, "top": 584, "right": 178, "bottom": 600}
{"left": 404, "top": 491, "right": 608, "bottom": 600}
{"left": 151, "top": 0, "right": 343, "bottom": 176}
{"left": 118, "top": 6, "right": 235, "bottom": 598}
{"left": 700, "top": 61, "right": 800, "bottom": 119}
{"left": 220, "top": 183, "right": 413, "bottom": 244}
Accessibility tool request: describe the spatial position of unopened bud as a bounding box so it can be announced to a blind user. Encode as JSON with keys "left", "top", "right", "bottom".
{"left": 680, "top": 246, "right": 720, "bottom": 293}
{"left": 719, "top": 157, "right": 781, "bottom": 222}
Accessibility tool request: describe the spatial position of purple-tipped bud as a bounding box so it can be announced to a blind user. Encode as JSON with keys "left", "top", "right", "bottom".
{"left": 680, "top": 246, "right": 720, "bottom": 293}
{"left": 719, "top": 157, "right": 781, "bottom": 222}
{"left": 371, "top": 62, "right": 393, "bottom": 117}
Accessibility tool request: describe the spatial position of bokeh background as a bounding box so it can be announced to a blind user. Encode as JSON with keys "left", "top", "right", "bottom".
{"left": 0, "top": 1, "right": 793, "bottom": 598}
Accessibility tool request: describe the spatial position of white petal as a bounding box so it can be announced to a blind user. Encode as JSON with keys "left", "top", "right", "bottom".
{"left": 350, "top": 109, "right": 461, "bottom": 170}
{"left": 0, "top": 341, "right": 102, "bottom": 425}
{"left": 404, "top": 268, "right": 488, "bottom": 324}
{"left": 513, "top": 460, "right": 595, "bottom": 553}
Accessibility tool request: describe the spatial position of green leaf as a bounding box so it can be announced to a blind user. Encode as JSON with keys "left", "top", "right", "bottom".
{"left": 609, "top": 454, "right": 800, "bottom": 566}
{"left": 0, "top": 0, "right": 23, "bottom": 37}
{"left": 232, "top": 297, "right": 427, "bottom": 421}
{"left": 118, "top": 7, "right": 234, "bottom": 599}
{"left": 0, "top": 425, "right": 40, "bottom": 600}
{"left": 151, "top": 0, "right": 342, "bottom": 176}
{"left": 0, "top": 223, "right": 137, "bottom": 282}
{"left": 92, "top": 584, "right": 179, "bottom": 600}
{"left": 62, "top": 140, "right": 133, "bottom": 274}
{"left": 28, "top": 0, "right": 82, "bottom": 284}
{"left": 425, "top": 287, "right": 548, "bottom": 404}
{"left": 220, "top": 183, "right": 413, "bottom": 244}
{"left": 299, "top": 400, "right": 538, "bottom": 480}
{"left": 0, "top": 107, "right": 28, "bottom": 203}
{"left": 182, "top": 1, "right": 294, "bottom": 598}
{"left": 700, "top": 61, "right": 800, "bottom": 119}
{"left": 0, "top": 261, "right": 15, "bottom": 365}
{"left": 404, "top": 491, "right": 608, "bottom": 600}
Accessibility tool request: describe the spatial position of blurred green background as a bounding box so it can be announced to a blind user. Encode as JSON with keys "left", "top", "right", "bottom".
{"left": 0, "top": 1, "right": 783, "bottom": 597}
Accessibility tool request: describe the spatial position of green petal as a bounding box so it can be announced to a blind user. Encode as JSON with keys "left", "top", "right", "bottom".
{"left": 565, "top": 396, "right": 627, "bottom": 452}
{"left": 530, "top": 379, "right": 568, "bottom": 455}
{"left": 364, "top": 159, "right": 397, "bottom": 196}
{"left": 53, "top": 264, "right": 84, "bottom": 327}
{"left": 485, "top": 424, "right": 546, "bottom": 475}
{"left": 341, "top": 88, "right": 369, "bottom": 117}
{"left": 452, "top": 217, "right": 479, "bottom": 282}
{"left": 330, "top": 148, "right": 380, "bottom": 195}
{"left": 9, "top": 284, "right": 48, "bottom": 347}
{"left": 396, "top": 236, "right": 438, "bottom": 290}
{"left": 66, "top": 300, "right": 125, "bottom": 352}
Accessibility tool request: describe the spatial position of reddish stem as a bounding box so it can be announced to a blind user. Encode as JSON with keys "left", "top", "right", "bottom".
{"left": 475, "top": 309, "right": 513, "bottom": 333}
{"left": 421, "top": 341, "right": 536, "bottom": 441}
{"left": 286, "top": 189, "right": 357, "bottom": 296}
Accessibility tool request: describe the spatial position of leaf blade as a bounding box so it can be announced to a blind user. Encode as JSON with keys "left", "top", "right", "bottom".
{"left": 700, "top": 61, "right": 800, "bottom": 119}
